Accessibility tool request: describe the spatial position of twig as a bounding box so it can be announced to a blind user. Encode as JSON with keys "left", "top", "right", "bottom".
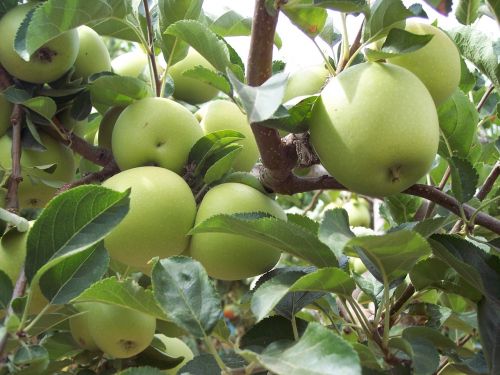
{"left": 476, "top": 84, "right": 494, "bottom": 112}
{"left": 303, "top": 189, "right": 323, "bottom": 213}
{"left": 57, "top": 160, "right": 120, "bottom": 193}
{"left": 5, "top": 105, "right": 23, "bottom": 211}
{"left": 424, "top": 166, "right": 451, "bottom": 219}
{"left": 142, "top": 0, "right": 162, "bottom": 97}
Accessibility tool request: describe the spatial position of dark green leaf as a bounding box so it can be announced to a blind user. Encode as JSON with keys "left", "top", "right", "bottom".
{"left": 39, "top": 332, "right": 81, "bottom": 361}
{"left": 203, "top": 145, "right": 242, "bottom": 184}
{"left": 182, "top": 66, "right": 231, "bottom": 95}
{"left": 0, "top": 0, "right": 16, "bottom": 19}
{"left": 459, "top": 57, "right": 476, "bottom": 92}
{"left": 319, "top": 208, "right": 354, "bottom": 260}
{"left": 313, "top": 0, "right": 369, "bottom": 13}
{"left": 12, "top": 345, "right": 49, "bottom": 374}
{"left": 25, "top": 185, "right": 130, "bottom": 284}
{"left": 152, "top": 256, "right": 222, "bottom": 338}
{"left": 405, "top": 336, "right": 440, "bottom": 375}
{"left": 486, "top": 0, "right": 500, "bottom": 22}
{"left": 38, "top": 242, "right": 109, "bottom": 305}
{"left": 477, "top": 298, "right": 500, "bottom": 374}
{"left": 363, "top": 0, "right": 413, "bottom": 41}
{"left": 0, "top": 270, "right": 13, "bottom": 311}
{"left": 72, "top": 276, "right": 168, "bottom": 320}
{"left": 290, "top": 267, "right": 356, "bottom": 296}
{"left": 365, "top": 28, "right": 433, "bottom": 60}
{"left": 178, "top": 354, "right": 220, "bottom": 374}
{"left": 448, "top": 157, "right": 479, "bottom": 203}
{"left": 190, "top": 214, "right": 339, "bottom": 268}
{"left": 264, "top": 96, "right": 318, "bottom": 133}
{"left": 456, "top": 0, "right": 480, "bottom": 24}
{"left": 117, "top": 367, "right": 164, "bottom": 375}
{"left": 89, "top": 75, "right": 153, "bottom": 107}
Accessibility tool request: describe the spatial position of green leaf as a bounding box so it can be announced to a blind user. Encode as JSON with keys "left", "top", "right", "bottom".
{"left": 459, "top": 57, "right": 476, "bottom": 93}
{"left": 363, "top": 0, "right": 413, "bottom": 41}
{"left": 264, "top": 96, "right": 318, "bottom": 133}
{"left": 448, "top": 157, "right": 479, "bottom": 203}
{"left": 117, "top": 367, "right": 164, "bottom": 375}
{"left": 227, "top": 70, "right": 288, "bottom": 123}
{"left": 22, "top": 97, "right": 57, "bottom": 124}
{"left": 178, "top": 353, "right": 220, "bottom": 374}
{"left": 282, "top": 1, "right": 328, "bottom": 38}
{"left": 182, "top": 66, "right": 232, "bottom": 95}
{"left": 89, "top": 75, "right": 153, "bottom": 107}
{"left": 402, "top": 326, "right": 457, "bottom": 351}
{"left": 203, "top": 145, "right": 242, "bottom": 184}
{"left": 383, "top": 194, "right": 421, "bottom": 225}
{"left": 405, "top": 336, "right": 440, "bottom": 375}
{"left": 90, "top": 18, "right": 141, "bottom": 42}
{"left": 456, "top": 0, "right": 480, "bottom": 25}
{"left": 25, "top": 185, "right": 130, "bottom": 284}
{"left": 290, "top": 267, "right": 356, "bottom": 296}
{"left": 319, "top": 208, "right": 354, "bottom": 260}
{"left": 72, "top": 276, "right": 168, "bottom": 320}
{"left": 254, "top": 322, "right": 361, "bottom": 375}
{"left": 448, "top": 26, "right": 499, "bottom": 87}
{"left": 38, "top": 242, "right": 109, "bottom": 305}
{"left": 151, "top": 256, "right": 222, "bottom": 338}
{"left": 0, "top": 270, "right": 13, "bottom": 311}
{"left": 0, "top": 0, "right": 16, "bottom": 19}
{"left": 39, "top": 331, "right": 81, "bottom": 361}
{"left": 486, "top": 0, "right": 500, "bottom": 22}
{"left": 438, "top": 90, "right": 479, "bottom": 158}
{"left": 319, "top": 14, "right": 342, "bottom": 46}
{"left": 365, "top": 28, "right": 433, "bottom": 60}
{"left": 477, "top": 298, "right": 500, "bottom": 373}
{"left": 15, "top": 0, "right": 131, "bottom": 59}
{"left": 345, "top": 231, "right": 432, "bottom": 284}
{"left": 313, "top": 0, "right": 369, "bottom": 13}
{"left": 190, "top": 214, "right": 339, "bottom": 268}
{"left": 12, "top": 345, "right": 49, "bottom": 374}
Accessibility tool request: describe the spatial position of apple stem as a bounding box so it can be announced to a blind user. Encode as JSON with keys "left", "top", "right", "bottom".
{"left": 389, "top": 166, "right": 401, "bottom": 183}
{"left": 0, "top": 208, "right": 29, "bottom": 232}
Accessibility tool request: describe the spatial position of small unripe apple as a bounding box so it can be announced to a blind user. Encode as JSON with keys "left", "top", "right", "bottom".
{"left": 343, "top": 200, "right": 371, "bottom": 227}
{"left": 0, "top": 94, "right": 12, "bottom": 138}
{"left": 309, "top": 62, "right": 439, "bottom": 197}
{"left": 69, "top": 303, "right": 99, "bottom": 351}
{"left": 189, "top": 183, "right": 286, "bottom": 280}
{"left": 86, "top": 302, "right": 156, "bottom": 358}
{"left": 169, "top": 49, "right": 219, "bottom": 104}
{"left": 111, "top": 97, "right": 203, "bottom": 174}
{"left": 102, "top": 166, "right": 197, "bottom": 270}
{"left": 196, "top": 100, "right": 259, "bottom": 172}
{"left": 385, "top": 20, "right": 461, "bottom": 106}
{"left": 156, "top": 335, "right": 194, "bottom": 375}
{"left": 0, "top": 4, "right": 79, "bottom": 84}
{"left": 111, "top": 50, "right": 148, "bottom": 78}
{"left": 73, "top": 26, "right": 111, "bottom": 80}
{"left": 283, "top": 65, "right": 329, "bottom": 102}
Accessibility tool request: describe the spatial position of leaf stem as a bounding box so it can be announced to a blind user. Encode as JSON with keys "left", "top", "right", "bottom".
{"left": 336, "top": 13, "right": 350, "bottom": 74}
{"left": 311, "top": 38, "right": 335, "bottom": 76}
{"left": 291, "top": 315, "right": 299, "bottom": 341}
{"left": 142, "top": 0, "right": 161, "bottom": 96}
{"left": 203, "top": 335, "right": 231, "bottom": 374}
{"left": 0, "top": 208, "right": 29, "bottom": 231}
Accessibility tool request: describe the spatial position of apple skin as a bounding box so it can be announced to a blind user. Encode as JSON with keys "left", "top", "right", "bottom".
{"left": 189, "top": 183, "right": 286, "bottom": 280}
{"left": 69, "top": 303, "right": 99, "bottom": 351}
{"left": 86, "top": 302, "right": 156, "bottom": 358}
{"left": 98, "top": 106, "right": 124, "bottom": 150}
{"left": 169, "top": 49, "right": 219, "bottom": 104}
{"left": 112, "top": 50, "right": 148, "bottom": 78}
{"left": 111, "top": 97, "right": 203, "bottom": 174}
{"left": 0, "top": 132, "right": 75, "bottom": 208}
{"left": 0, "top": 4, "right": 79, "bottom": 84}
{"left": 102, "top": 166, "right": 197, "bottom": 270}
{"left": 283, "top": 65, "right": 329, "bottom": 102}
{"left": 343, "top": 200, "right": 371, "bottom": 228}
{"left": 309, "top": 62, "right": 439, "bottom": 197}
{"left": 156, "top": 335, "right": 194, "bottom": 375}
{"left": 386, "top": 20, "right": 461, "bottom": 106}
{"left": 0, "top": 94, "right": 12, "bottom": 137}
{"left": 73, "top": 26, "right": 111, "bottom": 80}
{"left": 196, "top": 100, "right": 259, "bottom": 172}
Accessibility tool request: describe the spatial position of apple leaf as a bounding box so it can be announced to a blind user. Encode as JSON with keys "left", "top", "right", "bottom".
{"left": 403, "top": 327, "right": 457, "bottom": 352}
{"left": 282, "top": 1, "right": 328, "bottom": 38}
{"left": 448, "top": 25, "right": 500, "bottom": 87}
{"left": 459, "top": 57, "right": 476, "bottom": 92}
{"left": 182, "top": 66, "right": 232, "bottom": 95}
{"left": 117, "top": 367, "right": 164, "bottom": 375}
{"left": 319, "top": 208, "right": 354, "bottom": 260}
{"left": 365, "top": 29, "right": 433, "bottom": 60}
{"left": 190, "top": 213, "right": 339, "bottom": 268}
{"left": 38, "top": 242, "right": 109, "bottom": 305}
{"left": 0, "top": 0, "right": 16, "bottom": 19}
{"left": 345, "top": 230, "right": 432, "bottom": 285}
{"left": 363, "top": 0, "right": 413, "bottom": 41}
{"left": 72, "top": 276, "right": 168, "bottom": 320}
{"left": 486, "top": 0, "right": 500, "bottom": 22}
{"left": 90, "top": 18, "right": 142, "bottom": 43}
{"left": 313, "top": 0, "right": 369, "bottom": 13}
{"left": 319, "top": 14, "right": 342, "bottom": 47}
{"left": 455, "top": 0, "right": 480, "bottom": 24}
{"left": 290, "top": 267, "right": 356, "bottom": 296}
{"left": 438, "top": 90, "right": 478, "bottom": 159}
{"left": 249, "top": 322, "right": 361, "bottom": 375}
{"left": 383, "top": 194, "right": 421, "bottom": 225}
{"left": 227, "top": 70, "right": 288, "bottom": 124}
{"left": 477, "top": 298, "right": 500, "bottom": 373}
{"left": 39, "top": 331, "right": 81, "bottom": 361}
{"left": 15, "top": 0, "right": 131, "bottom": 59}
{"left": 264, "top": 96, "right": 318, "bottom": 133}
{"left": 177, "top": 354, "right": 221, "bottom": 375}
{"left": 25, "top": 308, "right": 76, "bottom": 336}
{"left": 89, "top": 75, "right": 153, "bottom": 107}
{"left": 203, "top": 145, "right": 242, "bottom": 184}
{"left": 405, "top": 336, "right": 440, "bottom": 375}
{"left": 25, "top": 185, "right": 130, "bottom": 284}
{"left": 151, "top": 256, "right": 222, "bottom": 338}
{"left": 0, "top": 270, "right": 13, "bottom": 311}
{"left": 12, "top": 345, "right": 49, "bottom": 373}
{"left": 448, "top": 157, "right": 479, "bottom": 203}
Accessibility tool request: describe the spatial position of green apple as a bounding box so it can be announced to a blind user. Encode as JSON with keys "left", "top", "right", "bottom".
{"left": 309, "top": 62, "right": 439, "bottom": 197}
{"left": 111, "top": 97, "right": 203, "bottom": 174}
{"left": 169, "top": 49, "right": 219, "bottom": 104}
{"left": 385, "top": 20, "right": 461, "bottom": 106}
{"left": 0, "top": 4, "right": 79, "bottom": 84}
{"left": 0, "top": 132, "right": 75, "bottom": 208}
{"left": 189, "top": 182, "right": 286, "bottom": 280}
{"left": 98, "top": 106, "right": 124, "bottom": 150}
{"left": 0, "top": 94, "right": 12, "bottom": 137}
{"left": 102, "top": 166, "right": 197, "bottom": 270}
{"left": 343, "top": 200, "right": 371, "bottom": 227}
{"left": 69, "top": 303, "right": 99, "bottom": 351}
{"left": 156, "top": 335, "right": 194, "bottom": 374}
{"left": 283, "top": 65, "right": 329, "bottom": 102}
{"left": 112, "top": 50, "right": 148, "bottom": 78}
{"left": 86, "top": 302, "right": 156, "bottom": 358}
{"left": 73, "top": 26, "right": 111, "bottom": 80}
{"left": 196, "top": 100, "right": 259, "bottom": 172}
{"left": 349, "top": 258, "right": 367, "bottom": 274}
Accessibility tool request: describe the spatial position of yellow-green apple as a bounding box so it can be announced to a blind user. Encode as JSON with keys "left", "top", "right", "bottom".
{"left": 111, "top": 50, "right": 148, "bottom": 78}
{"left": 385, "top": 20, "right": 460, "bottom": 106}
{"left": 0, "top": 94, "right": 12, "bottom": 137}
{"left": 169, "top": 49, "right": 219, "bottom": 104}
{"left": 189, "top": 182, "right": 286, "bottom": 280}
{"left": 155, "top": 335, "right": 194, "bottom": 374}
{"left": 86, "top": 302, "right": 156, "bottom": 358}
{"left": 343, "top": 200, "right": 371, "bottom": 227}
{"left": 283, "top": 65, "right": 329, "bottom": 102}
{"left": 98, "top": 106, "right": 124, "bottom": 150}
{"left": 73, "top": 26, "right": 111, "bottom": 80}
{"left": 102, "top": 166, "right": 197, "bottom": 270}
{"left": 0, "top": 132, "right": 75, "bottom": 208}
{"left": 69, "top": 303, "right": 99, "bottom": 351}
{"left": 196, "top": 100, "right": 259, "bottom": 172}
{"left": 309, "top": 62, "right": 439, "bottom": 197}
{"left": 111, "top": 97, "right": 203, "bottom": 174}
{"left": 0, "top": 4, "right": 79, "bottom": 84}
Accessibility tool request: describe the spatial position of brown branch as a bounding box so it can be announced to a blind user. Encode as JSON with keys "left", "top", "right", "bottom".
{"left": 57, "top": 160, "right": 120, "bottom": 193}
{"left": 142, "top": 0, "right": 161, "bottom": 97}
{"left": 477, "top": 84, "right": 494, "bottom": 112}
{"left": 5, "top": 105, "right": 23, "bottom": 211}
{"left": 476, "top": 162, "right": 499, "bottom": 201}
